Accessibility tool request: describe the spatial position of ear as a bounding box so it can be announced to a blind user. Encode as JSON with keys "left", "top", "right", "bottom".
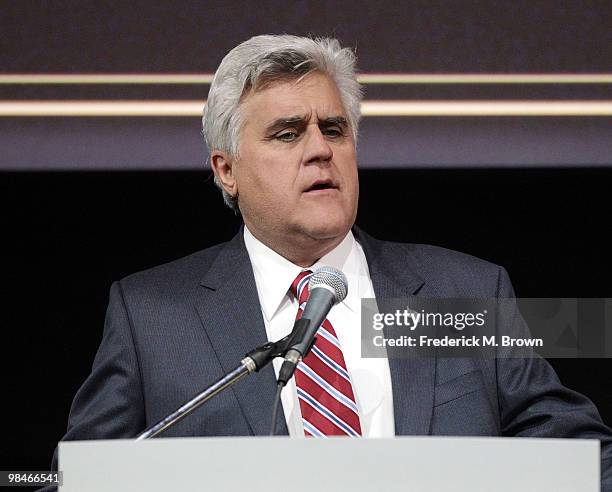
{"left": 210, "top": 151, "right": 238, "bottom": 198}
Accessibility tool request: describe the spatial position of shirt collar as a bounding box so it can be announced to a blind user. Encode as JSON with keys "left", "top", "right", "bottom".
{"left": 243, "top": 226, "right": 364, "bottom": 321}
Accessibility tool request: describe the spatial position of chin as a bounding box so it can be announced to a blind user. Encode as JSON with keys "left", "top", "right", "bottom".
{"left": 301, "top": 216, "right": 352, "bottom": 241}
{"left": 293, "top": 201, "right": 356, "bottom": 240}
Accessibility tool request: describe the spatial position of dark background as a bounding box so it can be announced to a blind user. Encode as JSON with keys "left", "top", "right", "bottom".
{"left": 3, "top": 168, "right": 612, "bottom": 469}
{"left": 2, "top": 0, "right": 612, "bottom": 473}
{"left": 3, "top": 1, "right": 612, "bottom": 73}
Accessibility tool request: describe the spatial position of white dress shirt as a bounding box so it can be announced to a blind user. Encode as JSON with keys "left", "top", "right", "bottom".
{"left": 243, "top": 226, "right": 395, "bottom": 437}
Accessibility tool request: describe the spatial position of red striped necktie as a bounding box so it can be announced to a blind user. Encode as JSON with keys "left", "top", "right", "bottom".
{"left": 290, "top": 270, "right": 362, "bottom": 437}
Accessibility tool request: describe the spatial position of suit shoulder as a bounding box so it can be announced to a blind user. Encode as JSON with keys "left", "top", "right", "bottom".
{"left": 411, "top": 243, "right": 505, "bottom": 296}
{"left": 408, "top": 243, "right": 501, "bottom": 275}
{"left": 116, "top": 241, "right": 227, "bottom": 295}
{"left": 371, "top": 237, "right": 506, "bottom": 297}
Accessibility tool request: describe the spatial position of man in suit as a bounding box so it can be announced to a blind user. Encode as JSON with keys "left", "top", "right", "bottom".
{"left": 53, "top": 34, "right": 612, "bottom": 485}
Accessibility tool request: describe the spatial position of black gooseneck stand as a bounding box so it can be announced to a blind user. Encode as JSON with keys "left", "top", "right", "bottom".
{"left": 135, "top": 318, "right": 310, "bottom": 440}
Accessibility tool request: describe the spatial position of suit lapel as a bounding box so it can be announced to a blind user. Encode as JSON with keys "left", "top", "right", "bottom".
{"left": 194, "top": 230, "right": 288, "bottom": 436}
{"left": 354, "top": 227, "right": 436, "bottom": 436}
{"left": 193, "top": 226, "right": 435, "bottom": 437}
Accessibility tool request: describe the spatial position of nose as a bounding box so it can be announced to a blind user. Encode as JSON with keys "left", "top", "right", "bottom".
{"left": 303, "top": 125, "right": 333, "bottom": 165}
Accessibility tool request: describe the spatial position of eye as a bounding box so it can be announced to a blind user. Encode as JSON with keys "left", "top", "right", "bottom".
{"left": 322, "top": 127, "right": 344, "bottom": 138}
{"left": 275, "top": 131, "right": 298, "bottom": 142}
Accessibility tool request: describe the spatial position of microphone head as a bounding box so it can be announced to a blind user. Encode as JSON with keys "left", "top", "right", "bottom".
{"left": 308, "top": 266, "right": 348, "bottom": 304}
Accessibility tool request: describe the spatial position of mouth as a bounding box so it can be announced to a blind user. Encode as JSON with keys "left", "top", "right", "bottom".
{"left": 304, "top": 179, "right": 338, "bottom": 193}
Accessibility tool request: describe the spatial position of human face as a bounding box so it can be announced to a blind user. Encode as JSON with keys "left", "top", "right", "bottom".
{"left": 232, "top": 72, "right": 359, "bottom": 256}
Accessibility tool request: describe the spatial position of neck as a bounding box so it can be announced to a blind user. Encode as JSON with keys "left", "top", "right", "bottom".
{"left": 276, "top": 238, "right": 343, "bottom": 268}
{"left": 245, "top": 225, "right": 347, "bottom": 268}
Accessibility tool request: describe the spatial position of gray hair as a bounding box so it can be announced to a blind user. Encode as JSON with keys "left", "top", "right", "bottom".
{"left": 202, "top": 34, "right": 363, "bottom": 213}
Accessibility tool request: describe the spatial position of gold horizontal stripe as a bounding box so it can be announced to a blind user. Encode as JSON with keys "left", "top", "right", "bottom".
{"left": 1, "top": 73, "right": 612, "bottom": 85}
{"left": 361, "top": 100, "right": 612, "bottom": 116}
{"left": 0, "top": 101, "right": 205, "bottom": 116}
{"left": 1, "top": 100, "right": 612, "bottom": 117}
{"left": 0, "top": 74, "right": 215, "bottom": 85}
{"left": 359, "top": 73, "right": 612, "bottom": 84}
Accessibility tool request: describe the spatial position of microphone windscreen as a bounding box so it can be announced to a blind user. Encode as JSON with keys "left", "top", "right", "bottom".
{"left": 308, "top": 266, "right": 348, "bottom": 304}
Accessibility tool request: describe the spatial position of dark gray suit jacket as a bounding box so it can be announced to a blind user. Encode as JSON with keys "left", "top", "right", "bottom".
{"left": 53, "top": 227, "right": 612, "bottom": 487}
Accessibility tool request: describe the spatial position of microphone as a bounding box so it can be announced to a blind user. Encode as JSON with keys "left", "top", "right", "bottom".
{"left": 277, "top": 266, "right": 348, "bottom": 385}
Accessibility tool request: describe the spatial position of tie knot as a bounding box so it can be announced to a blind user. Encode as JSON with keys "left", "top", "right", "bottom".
{"left": 290, "top": 270, "right": 313, "bottom": 304}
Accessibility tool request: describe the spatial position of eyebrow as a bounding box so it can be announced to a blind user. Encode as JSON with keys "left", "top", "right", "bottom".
{"left": 264, "top": 115, "right": 348, "bottom": 134}
{"left": 265, "top": 116, "right": 306, "bottom": 134}
{"left": 320, "top": 116, "right": 348, "bottom": 128}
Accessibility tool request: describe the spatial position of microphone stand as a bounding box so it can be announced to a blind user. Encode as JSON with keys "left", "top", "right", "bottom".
{"left": 135, "top": 318, "right": 310, "bottom": 440}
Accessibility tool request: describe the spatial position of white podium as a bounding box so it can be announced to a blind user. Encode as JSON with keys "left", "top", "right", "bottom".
{"left": 59, "top": 436, "right": 599, "bottom": 491}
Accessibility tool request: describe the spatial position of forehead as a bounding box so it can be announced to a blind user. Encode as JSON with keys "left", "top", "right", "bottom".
{"left": 239, "top": 72, "right": 347, "bottom": 126}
